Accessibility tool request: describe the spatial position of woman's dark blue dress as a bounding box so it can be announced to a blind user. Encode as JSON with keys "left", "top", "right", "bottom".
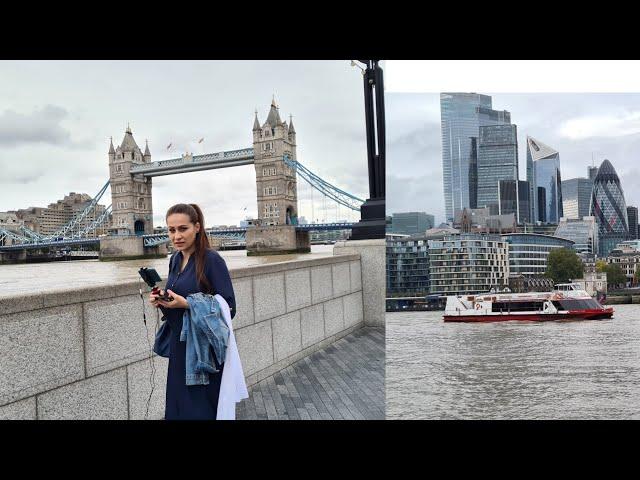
{"left": 162, "top": 248, "right": 236, "bottom": 420}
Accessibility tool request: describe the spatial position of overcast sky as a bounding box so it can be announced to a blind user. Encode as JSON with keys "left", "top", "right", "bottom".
{"left": 388, "top": 92, "right": 640, "bottom": 225}
{"left": 0, "top": 61, "right": 369, "bottom": 227}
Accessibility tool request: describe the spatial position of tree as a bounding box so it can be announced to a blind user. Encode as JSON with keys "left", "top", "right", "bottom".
{"left": 545, "top": 248, "right": 584, "bottom": 284}
{"left": 605, "top": 264, "right": 626, "bottom": 288}
{"left": 596, "top": 260, "right": 608, "bottom": 272}
{"left": 634, "top": 268, "right": 640, "bottom": 286}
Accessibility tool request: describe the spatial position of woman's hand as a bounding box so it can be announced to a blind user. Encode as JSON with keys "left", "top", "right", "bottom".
{"left": 148, "top": 291, "right": 161, "bottom": 308}
{"left": 155, "top": 289, "right": 189, "bottom": 309}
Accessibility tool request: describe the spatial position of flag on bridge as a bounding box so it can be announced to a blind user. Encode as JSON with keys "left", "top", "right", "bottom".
{"left": 198, "top": 138, "right": 204, "bottom": 143}
{"left": 166, "top": 142, "right": 173, "bottom": 150}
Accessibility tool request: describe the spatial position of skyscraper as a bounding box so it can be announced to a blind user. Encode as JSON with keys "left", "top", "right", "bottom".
{"left": 498, "top": 179, "right": 530, "bottom": 224}
{"left": 627, "top": 206, "right": 638, "bottom": 240}
{"left": 391, "top": 212, "right": 435, "bottom": 235}
{"left": 562, "top": 177, "right": 593, "bottom": 220}
{"left": 498, "top": 180, "right": 518, "bottom": 218}
{"left": 526, "top": 136, "right": 563, "bottom": 223}
{"left": 477, "top": 124, "right": 519, "bottom": 214}
{"left": 518, "top": 180, "right": 531, "bottom": 224}
{"left": 590, "top": 159, "right": 629, "bottom": 256}
{"left": 468, "top": 137, "right": 478, "bottom": 209}
{"left": 440, "top": 93, "right": 511, "bottom": 222}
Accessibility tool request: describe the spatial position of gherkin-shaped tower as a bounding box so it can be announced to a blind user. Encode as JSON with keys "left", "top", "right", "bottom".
{"left": 589, "top": 159, "right": 629, "bottom": 256}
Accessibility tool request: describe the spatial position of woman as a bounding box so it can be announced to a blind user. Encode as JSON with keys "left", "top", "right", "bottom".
{"left": 149, "top": 203, "right": 236, "bottom": 420}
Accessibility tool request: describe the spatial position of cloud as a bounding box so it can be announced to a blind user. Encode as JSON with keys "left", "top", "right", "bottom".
{"left": 0, "top": 105, "right": 79, "bottom": 147}
{"left": 0, "top": 172, "right": 43, "bottom": 185}
{"left": 387, "top": 173, "right": 444, "bottom": 222}
{"left": 558, "top": 111, "right": 640, "bottom": 140}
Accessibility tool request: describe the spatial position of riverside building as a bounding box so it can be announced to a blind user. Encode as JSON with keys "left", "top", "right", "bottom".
{"left": 501, "top": 233, "right": 575, "bottom": 277}
{"left": 386, "top": 233, "right": 431, "bottom": 297}
{"left": 428, "top": 233, "right": 509, "bottom": 295}
{"left": 11, "top": 193, "right": 110, "bottom": 237}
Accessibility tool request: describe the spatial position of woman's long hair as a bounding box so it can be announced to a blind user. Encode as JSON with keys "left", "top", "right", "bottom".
{"left": 166, "top": 203, "right": 212, "bottom": 294}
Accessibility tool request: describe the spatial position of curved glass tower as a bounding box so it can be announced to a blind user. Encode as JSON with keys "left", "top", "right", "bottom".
{"left": 526, "top": 136, "right": 563, "bottom": 224}
{"left": 589, "top": 159, "right": 629, "bottom": 256}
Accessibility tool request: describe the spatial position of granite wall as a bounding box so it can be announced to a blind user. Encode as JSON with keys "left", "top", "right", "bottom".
{"left": 0, "top": 253, "right": 363, "bottom": 420}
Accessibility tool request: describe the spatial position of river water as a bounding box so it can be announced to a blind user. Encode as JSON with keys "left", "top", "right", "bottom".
{"left": 386, "top": 305, "right": 640, "bottom": 419}
{"left": 0, "top": 245, "right": 335, "bottom": 298}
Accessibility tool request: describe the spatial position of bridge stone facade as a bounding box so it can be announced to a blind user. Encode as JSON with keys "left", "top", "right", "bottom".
{"left": 108, "top": 126, "right": 154, "bottom": 236}
{"left": 253, "top": 99, "right": 299, "bottom": 227}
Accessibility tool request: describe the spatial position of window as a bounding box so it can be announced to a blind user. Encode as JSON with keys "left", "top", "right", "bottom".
{"left": 116, "top": 165, "right": 123, "bottom": 172}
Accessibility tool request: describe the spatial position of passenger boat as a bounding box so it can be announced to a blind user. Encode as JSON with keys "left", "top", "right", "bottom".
{"left": 443, "top": 283, "right": 614, "bottom": 322}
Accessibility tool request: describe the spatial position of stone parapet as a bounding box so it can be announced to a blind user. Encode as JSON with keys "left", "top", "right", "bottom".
{"left": 0, "top": 252, "right": 364, "bottom": 419}
{"left": 333, "top": 239, "right": 385, "bottom": 328}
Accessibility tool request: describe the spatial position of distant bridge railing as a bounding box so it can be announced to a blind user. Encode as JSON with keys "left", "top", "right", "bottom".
{"left": 130, "top": 148, "right": 256, "bottom": 177}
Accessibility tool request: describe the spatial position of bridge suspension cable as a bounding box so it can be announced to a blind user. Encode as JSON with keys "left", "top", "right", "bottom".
{"left": 41, "top": 180, "right": 111, "bottom": 241}
{"left": 284, "top": 155, "right": 364, "bottom": 212}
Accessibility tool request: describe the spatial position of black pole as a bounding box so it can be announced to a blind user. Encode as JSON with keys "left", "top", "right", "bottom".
{"left": 349, "top": 60, "right": 386, "bottom": 240}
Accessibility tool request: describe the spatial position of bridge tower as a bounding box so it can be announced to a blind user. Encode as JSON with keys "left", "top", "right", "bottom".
{"left": 107, "top": 127, "right": 154, "bottom": 236}
{"left": 247, "top": 99, "right": 309, "bottom": 255}
{"left": 253, "top": 98, "right": 299, "bottom": 226}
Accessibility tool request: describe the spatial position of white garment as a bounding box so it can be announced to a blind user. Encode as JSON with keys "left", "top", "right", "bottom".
{"left": 214, "top": 294, "right": 249, "bottom": 420}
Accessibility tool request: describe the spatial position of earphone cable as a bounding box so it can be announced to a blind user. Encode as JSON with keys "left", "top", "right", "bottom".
{"left": 139, "top": 278, "right": 157, "bottom": 420}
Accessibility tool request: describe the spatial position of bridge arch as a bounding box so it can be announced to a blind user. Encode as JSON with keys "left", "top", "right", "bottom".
{"left": 134, "top": 220, "right": 145, "bottom": 236}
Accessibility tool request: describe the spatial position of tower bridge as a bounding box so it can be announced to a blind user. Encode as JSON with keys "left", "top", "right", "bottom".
{"left": 0, "top": 99, "right": 364, "bottom": 260}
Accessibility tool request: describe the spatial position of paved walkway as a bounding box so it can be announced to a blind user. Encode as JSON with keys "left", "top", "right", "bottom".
{"left": 237, "top": 327, "right": 384, "bottom": 420}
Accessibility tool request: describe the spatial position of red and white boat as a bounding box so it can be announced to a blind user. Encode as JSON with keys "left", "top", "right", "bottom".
{"left": 443, "top": 283, "right": 614, "bottom": 322}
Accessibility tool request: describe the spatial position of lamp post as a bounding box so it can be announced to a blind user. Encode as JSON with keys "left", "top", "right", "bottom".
{"left": 349, "top": 60, "right": 386, "bottom": 240}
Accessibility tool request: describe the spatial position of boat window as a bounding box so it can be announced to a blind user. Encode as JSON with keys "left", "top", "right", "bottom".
{"left": 492, "top": 301, "right": 545, "bottom": 312}
{"left": 556, "top": 299, "right": 601, "bottom": 310}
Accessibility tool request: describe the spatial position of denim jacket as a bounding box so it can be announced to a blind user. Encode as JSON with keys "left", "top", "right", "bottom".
{"left": 152, "top": 292, "right": 230, "bottom": 386}
{"left": 181, "top": 292, "right": 230, "bottom": 386}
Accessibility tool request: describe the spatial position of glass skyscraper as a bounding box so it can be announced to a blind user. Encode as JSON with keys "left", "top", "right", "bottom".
{"left": 476, "top": 124, "right": 518, "bottom": 214}
{"left": 562, "top": 177, "right": 593, "bottom": 220}
{"left": 590, "top": 159, "right": 629, "bottom": 256}
{"left": 498, "top": 179, "right": 530, "bottom": 224}
{"left": 518, "top": 180, "right": 531, "bottom": 224}
{"left": 440, "top": 93, "right": 511, "bottom": 222}
{"left": 555, "top": 216, "right": 599, "bottom": 255}
{"left": 526, "top": 136, "right": 563, "bottom": 224}
{"left": 627, "top": 206, "right": 638, "bottom": 239}
{"left": 391, "top": 212, "right": 435, "bottom": 235}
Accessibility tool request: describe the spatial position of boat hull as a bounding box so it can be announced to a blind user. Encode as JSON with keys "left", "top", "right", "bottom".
{"left": 444, "top": 308, "right": 614, "bottom": 323}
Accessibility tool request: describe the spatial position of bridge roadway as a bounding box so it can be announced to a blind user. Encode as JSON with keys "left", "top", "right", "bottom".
{"left": 0, "top": 223, "right": 355, "bottom": 251}
{"left": 236, "top": 327, "right": 384, "bottom": 420}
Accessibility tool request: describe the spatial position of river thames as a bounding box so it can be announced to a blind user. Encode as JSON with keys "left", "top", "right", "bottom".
{"left": 386, "top": 305, "right": 640, "bottom": 419}
{"left": 0, "top": 245, "right": 335, "bottom": 298}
